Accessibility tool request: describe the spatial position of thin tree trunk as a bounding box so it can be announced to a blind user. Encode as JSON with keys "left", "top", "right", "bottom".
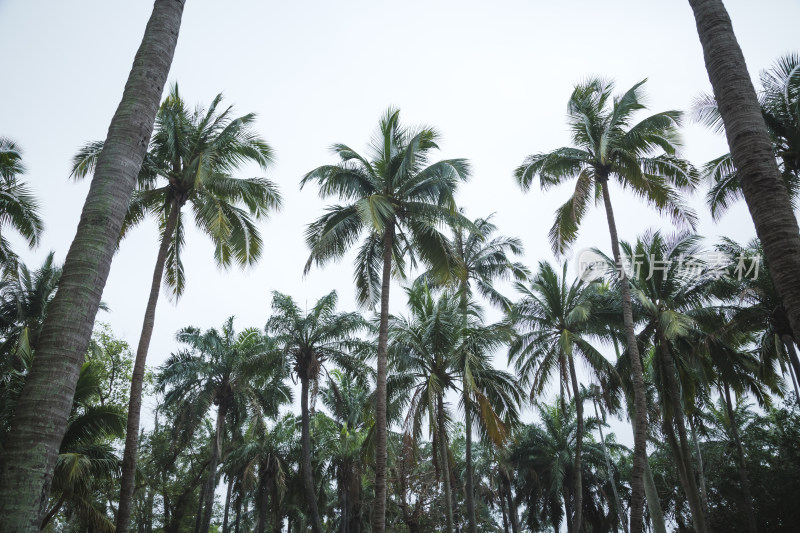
{"left": 643, "top": 456, "right": 668, "bottom": 533}
{"left": 723, "top": 383, "right": 758, "bottom": 533}
{"left": 563, "top": 484, "right": 574, "bottom": 533}
{"left": 119, "top": 198, "right": 180, "bottom": 531}
{"left": 372, "top": 223, "right": 394, "bottom": 533}
{"left": 498, "top": 477, "right": 509, "bottom": 533}
{"left": 39, "top": 495, "right": 65, "bottom": 530}
{"left": 464, "top": 402, "right": 477, "bottom": 533}
{"left": 568, "top": 356, "right": 584, "bottom": 532}
{"left": 599, "top": 179, "right": 648, "bottom": 533}
{"left": 782, "top": 336, "right": 800, "bottom": 402}
{"left": 223, "top": 478, "right": 233, "bottom": 533}
{"left": 689, "top": 0, "right": 800, "bottom": 359}
{"left": 504, "top": 477, "right": 520, "bottom": 533}
{"left": 437, "top": 394, "right": 455, "bottom": 533}
{"left": 593, "top": 397, "right": 629, "bottom": 533}
{"left": 255, "top": 476, "right": 269, "bottom": 533}
{"left": 234, "top": 492, "right": 242, "bottom": 533}
{"left": 195, "top": 482, "right": 206, "bottom": 533}
{"left": 0, "top": 2, "right": 185, "bottom": 529}
{"left": 200, "top": 401, "right": 227, "bottom": 533}
{"left": 689, "top": 417, "right": 711, "bottom": 518}
{"left": 301, "top": 377, "right": 323, "bottom": 533}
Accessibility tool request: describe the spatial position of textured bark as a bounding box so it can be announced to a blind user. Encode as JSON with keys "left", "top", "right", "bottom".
{"left": 499, "top": 479, "right": 510, "bottom": 533}
{"left": 594, "top": 397, "right": 628, "bottom": 533}
{"left": 689, "top": 417, "right": 711, "bottom": 518}
{"left": 568, "top": 356, "right": 584, "bottom": 532}
{"left": 464, "top": 403, "right": 477, "bottom": 533}
{"left": 0, "top": 1, "right": 185, "bottom": 529}
{"left": 200, "top": 401, "right": 228, "bottom": 533}
{"left": 505, "top": 477, "right": 520, "bottom": 533}
{"left": 301, "top": 377, "right": 323, "bottom": 533}
{"left": 372, "top": 223, "right": 394, "bottom": 533}
{"left": 723, "top": 384, "right": 758, "bottom": 533}
{"left": 658, "top": 340, "right": 709, "bottom": 533}
{"left": 437, "top": 395, "right": 454, "bottom": 533}
{"left": 223, "top": 478, "right": 233, "bottom": 533}
{"left": 599, "top": 179, "right": 648, "bottom": 533}
{"left": 118, "top": 198, "right": 180, "bottom": 532}
{"left": 689, "top": 0, "right": 800, "bottom": 365}
{"left": 643, "top": 457, "right": 668, "bottom": 533}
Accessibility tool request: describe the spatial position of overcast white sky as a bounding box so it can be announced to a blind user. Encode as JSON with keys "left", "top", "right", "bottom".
{"left": 1, "top": 0, "right": 799, "bottom": 440}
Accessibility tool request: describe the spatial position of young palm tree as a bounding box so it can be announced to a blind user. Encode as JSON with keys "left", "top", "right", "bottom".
{"left": 515, "top": 78, "right": 698, "bottom": 532}
{"left": 267, "top": 291, "right": 369, "bottom": 533}
{"left": 0, "top": 4, "right": 186, "bottom": 526}
{"left": 72, "top": 83, "right": 282, "bottom": 531}
{"left": 301, "top": 108, "right": 471, "bottom": 532}
{"left": 0, "top": 138, "right": 43, "bottom": 278}
{"left": 157, "top": 318, "right": 291, "bottom": 533}
{"left": 688, "top": 0, "right": 800, "bottom": 387}
{"left": 508, "top": 261, "right": 617, "bottom": 532}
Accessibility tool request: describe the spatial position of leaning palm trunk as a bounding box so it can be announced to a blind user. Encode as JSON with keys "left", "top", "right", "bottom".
{"left": 372, "top": 225, "right": 394, "bottom": 533}
{"left": 593, "top": 397, "right": 629, "bottom": 533}
{"left": 568, "top": 357, "right": 584, "bottom": 532}
{"left": 599, "top": 178, "right": 649, "bottom": 533}
{"left": 301, "top": 377, "right": 324, "bottom": 533}
{"left": 689, "top": 0, "right": 800, "bottom": 355}
{"left": 723, "top": 384, "right": 758, "bottom": 533}
{"left": 0, "top": 2, "right": 185, "bottom": 529}
{"left": 643, "top": 456, "right": 668, "bottom": 533}
{"left": 118, "top": 198, "right": 180, "bottom": 531}
{"left": 781, "top": 336, "right": 800, "bottom": 400}
{"left": 659, "top": 342, "right": 709, "bottom": 533}
{"left": 689, "top": 417, "right": 711, "bottom": 517}
{"left": 200, "top": 401, "right": 228, "bottom": 533}
{"left": 437, "top": 395, "right": 455, "bottom": 533}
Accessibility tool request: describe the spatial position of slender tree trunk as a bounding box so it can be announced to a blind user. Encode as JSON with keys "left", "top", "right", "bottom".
{"left": 119, "top": 198, "right": 180, "bottom": 531}
{"left": 437, "top": 395, "right": 455, "bottom": 533}
{"left": 255, "top": 476, "right": 269, "bottom": 533}
{"left": 464, "top": 402, "right": 477, "bottom": 533}
{"left": 599, "top": 179, "right": 648, "bottom": 533}
{"left": 372, "top": 223, "right": 394, "bottom": 533}
{"left": 200, "top": 401, "right": 227, "bottom": 533}
{"left": 658, "top": 341, "right": 709, "bottom": 533}
{"left": 40, "top": 495, "right": 65, "bottom": 530}
{"left": 195, "top": 483, "right": 206, "bottom": 533}
{"left": 301, "top": 377, "right": 323, "bottom": 533}
{"left": 643, "top": 456, "right": 668, "bottom": 533}
{"left": 340, "top": 477, "right": 348, "bottom": 533}
{"left": 594, "top": 397, "right": 629, "bottom": 533}
{"left": 723, "top": 383, "right": 758, "bottom": 533}
{"left": 0, "top": 2, "right": 185, "bottom": 529}
{"left": 499, "top": 477, "right": 510, "bottom": 533}
{"left": 504, "top": 478, "right": 520, "bottom": 533}
{"left": 563, "top": 484, "right": 574, "bottom": 533}
{"left": 782, "top": 336, "right": 800, "bottom": 402}
{"left": 568, "top": 356, "right": 584, "bottom": 532}
{"left": 234, "top": 492, "right": 242, "bottom": 533}
{"left": 223, "top": 478, "right": 233, "bottom": 533}
{"left": 689, "top": 0, "right": 800, "bottom": 356}
{"left": 689, "top": 417, "right": 711, "bottom": 518}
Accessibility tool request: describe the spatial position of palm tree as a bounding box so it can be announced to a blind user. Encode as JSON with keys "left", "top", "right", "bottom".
{"left": 0, "top": 2, "right": 186, "bottom": 527}
{"left": 157, "top": 318, "right": 291, "bottom": 533}
{"left": 267, "top": 291, "right": 369, "bottom": 533}
{"left": 71, "top": 83, "right": 282, "bottom": 532}
{"left": 301, "top": 108, "right": 471, "bottom": 532}
{"left": 694, "top": 53, "right": 800, "bottom": 220}
{"left": 508, "top": 261, "right": 617, "bottom": 533}
{"left": 0, "top": 138, "right": 43, "bottom": 278}
{"left": 515, "top": 78, "right": 698, "bottom": 532}
{"left": 687, "top": 0, "right": 800, "bottom": 391}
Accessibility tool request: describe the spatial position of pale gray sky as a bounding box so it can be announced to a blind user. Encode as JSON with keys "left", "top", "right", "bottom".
{"left": 1, "top": 0, "right": 798, "bottom": 440}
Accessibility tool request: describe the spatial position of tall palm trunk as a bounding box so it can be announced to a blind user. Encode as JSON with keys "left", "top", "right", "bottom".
{"left": 200, "top": 401, "right": 228, "bottom": 533}
{"left": 437, "top": 394, "right": 455, "bottom": 533}
{"left": 689, "top": 417, "right": 711, "bottom": 517}
{"left": 498, "top": 477, "right": 510, "bottom": 533}
{"left": 223, "top": 478, "right": 233, "bottom": 533}
{"left": 781, "top": 336, "right": 800, "bottom": 401}
{"left": 722, "top": 383, "right": 758, "bottom": 533}
{"left": 643, "top": 456, "right": 668, "bottom": 533}
{"left": 255, "top": 474, "right": 269, "bottom": 533}
{"left": 372, "top": 223, "right": 394, "bottom": 533}
{"left": 658, "top": 341, "right": 709, "bottom": 533}
{"left": 0, "top": 2, "right": 185, "bottom": 529}
{"left": 118, "top": 198, "right": 180, "bottom": 531}
{"left": 568, "top": 356, "right": 584, "bottom": 532}
{"left": 301, "top": 376, "right": 323, "bottom": 533}
{"left": 593, "top": 397, "right": 629, "bottom": 533}
{"left": 504, "top": 475, "right": 520, "bottom": 533}
{"left": 464, "top": 401, "right": 477, "bottom": 533}
{"left": 689, "top": 0, "right": 800, "bottom": 353}
{"left": 599, "top": 178, "right": 648, "bottom": 533}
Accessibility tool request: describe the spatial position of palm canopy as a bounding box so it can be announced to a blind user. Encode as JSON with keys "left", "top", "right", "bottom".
{"left": 694, "top": 53, "right": 800, "bottom": 220}
{"left": 0, "top": 138, "right": 43, "bottom": 277}
{"left": 71, "top": 84, "right": 282, "bottom": 297}
{"left": 301, "top": 107, "right": 472, "bottom": 307}
{"left": 515, "top": 78, "right": 698, "bottom": 256}
{"left": 508, "top": 261, "right": 616, "bottom": 400}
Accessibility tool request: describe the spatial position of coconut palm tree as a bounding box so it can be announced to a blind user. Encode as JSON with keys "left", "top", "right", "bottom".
{"left": 0, "top": 5, "right": 186, "bottom": 527}
{"left": 0, "top": 138, "right": 43, "bottom": 278}
{"left": 301, "top": 108, "right": 471, "bottom": 532}
{"left": 515, "top": 78, "right": 698, "bottom": 532}
{"left": 157, "top": 318, "right": 291, "bottom": 533}
{"left": 508, "top": 261, "right": 617, "bottom": 532}
{"left": 72, "top": 83, "right": 282, "bottom": 530}
{"left": 266, "top": 291, "right": 369, "bottom": 533}
{"left": 687, "top": 0, "right": 800, "bottom": 402}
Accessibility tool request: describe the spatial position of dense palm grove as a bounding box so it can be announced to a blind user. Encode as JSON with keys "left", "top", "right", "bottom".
{"left": 2, "top": 1, "right": 800, "bottom": 532}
